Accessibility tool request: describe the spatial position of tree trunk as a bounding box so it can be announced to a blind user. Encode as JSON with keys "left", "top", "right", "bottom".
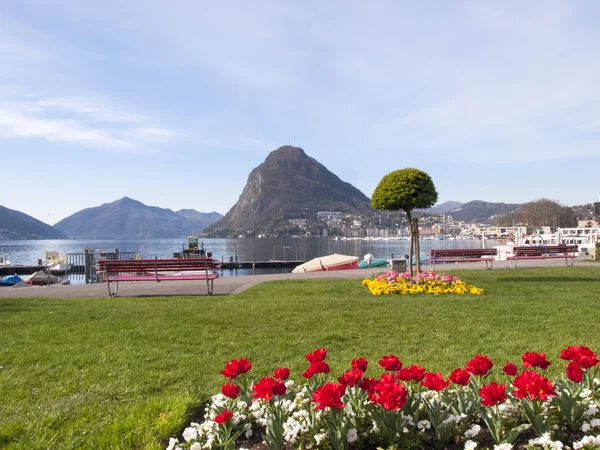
{"left": 414, "top": 218, "right": 422, "bottom": 273}
{"left": 407, "top": 211, "right": 414, "bottom": 276}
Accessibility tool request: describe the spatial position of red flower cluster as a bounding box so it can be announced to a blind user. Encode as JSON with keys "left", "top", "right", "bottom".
{"left": 302, "top": 361, "right": 330, "bottom": 379}
{"left": 421, "top": 372, "right": 450, "bottom": 391}
{"left": 358, "top": 377, "right": 378, "bottom": 393}
{"left": 214, "top": 410, "right": 234, "bottom": 424}
{"left": 352, "top": 358, "right": 369, "bottom": 372}
{"left": 338, "top": 368, "right": 364, "bottom": 387}
{"left": 251, "top": 376, "right": 287, "bottom": 402}
{"left": 502, "top": 362, "right": 518, "bottom": 376}
{"left": 305, "top": 348, "right": 327, "bottom": 363}
{"left": 449, "top": 368, "right": 470, "bottom": 386}
{"left": 378, "top": 354, "right": 402, "bottom": 371}
{"left": 367, "top": 374, "right": 408, "bottom": 410}
{"left": 522, "top": 352, "right": 551, "bottom": 369}
{"left": 566, "top": 361, "right": 584, "bottom": 383}
{"left": 312, "top": 382, "right": 346, "bottom": 410}
{"left": 221, "top": 358, "right": 253, "bottom": 379}
{"left": 480, "top": 382, "right": 507, "bottom": 407}
{"left": 302, "top": 348, "right": 330, "bottom": 378}
{"left": 466, "top": 354, "right": 494, "bottom": 376}
{"left": 273, "top": 367, "right": 290, "bottom": 380}
{"left": 397, "top": 364, "right": 426, "bottom": 382}
{"left": 512, "top": 370, "right": 556, "bottom": 401}
{"left": 221, "top": 383, "right": 240, "bottom": 399}
{"left": 559, "top": 346, "right": 599, "bottom": 369}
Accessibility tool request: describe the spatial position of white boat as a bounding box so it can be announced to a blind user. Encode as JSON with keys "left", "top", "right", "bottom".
{"left": 42, "top": 251, "right": 71, "bottom": 274}
{"left": 0, "top": 255, "right": 10, "bottom": 267}
{"left": 292, "top": 254, "right": 359, "bottom": 273}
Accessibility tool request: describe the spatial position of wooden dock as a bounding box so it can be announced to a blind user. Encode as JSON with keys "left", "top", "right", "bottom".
{"left": 219, "top": 260, "right": 305, "bottom": 270}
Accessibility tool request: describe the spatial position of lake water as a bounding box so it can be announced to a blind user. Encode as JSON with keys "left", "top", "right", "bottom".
{"left": 0, "top": 237, "right": 498, "bottom": 278}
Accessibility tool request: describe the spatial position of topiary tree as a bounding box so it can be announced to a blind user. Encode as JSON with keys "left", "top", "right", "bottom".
{"left": 371, "top": 168, "right": 438, "bottom": 274}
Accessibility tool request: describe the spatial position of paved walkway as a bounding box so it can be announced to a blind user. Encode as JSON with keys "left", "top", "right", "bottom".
{"left": 0, "top": 258, "right": 596, "bottom": 299}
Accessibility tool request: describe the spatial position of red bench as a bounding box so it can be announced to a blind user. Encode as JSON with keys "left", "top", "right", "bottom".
{"left": 97, "top": 258, "right": 220, "bottom": 297}
{"left": 428, "top": 248, "right": 497, "bottom": 270}
{"left": 507, "top": 245, "right": 578, "bottom": 268}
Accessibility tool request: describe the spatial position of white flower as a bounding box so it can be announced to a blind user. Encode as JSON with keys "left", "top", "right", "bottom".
{"left": 256, "top": 417, "right": 267, "bottom": 427}
{"left": 237, "top": 401, "right": 248, "bottom": 409}
{"left": 493, "top": 444, "right": 512, "bottom": 450}
{"left": 190, "top": 443, "right": 202, "bottom": 450}
{"left": 314, "top": 432, "right": 327, "bottom": 445}
{"left": 417, "top": 419, "right": 431, "bottom": 430}
{"left": 285, "top": 379, "right": 295, "bottom": 388}
{"left": 166, "top": 438, "right": 178, "bottom": 450}
{"left": 592, "top": 418, "right": 600, "bottom": 428}
{"left": 464, "top": 440, "right": 477, "bottom": 450}
{"left": 585, "top": 403, "right": 599, "bottom": 417}
{"left": 464, "top": 424, "right": 481, "bottom": 438}
{"left": 245, "top": 428, "right": 253, "bottom": 438}
{"left": 346, "top": 428, "right": 358, "bottom": 443}
{"left": 573, "top": 435, "right": 600, "bottom": 450}
{"left": 594, "top": 378, "right": 600, "bottom": 386}
{"left": 442, "top": 414, "right": 463, "bottom": 425}
{"left": 581, "top": 422, "right": 591, "bottom": 432}
{"left": 580, "top": 389, "right": 593, "bottom": 399}
{"left": 182, "top": 427, "right": 198, "bottom": 442}
{"left": 293, "top": 409, "right": 309, "bottom": 419}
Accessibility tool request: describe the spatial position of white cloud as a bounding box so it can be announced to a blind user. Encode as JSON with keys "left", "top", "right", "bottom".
{"left": 0, "top": 107, "right": 134, "bottom": 149}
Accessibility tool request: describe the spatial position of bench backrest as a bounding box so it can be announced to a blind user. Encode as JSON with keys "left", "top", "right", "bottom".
{"left": 430, "top": 248, "right": 498, "bottom": 258}
{"left": 98, "top": 258, "right": 216, "bottom": 273}
{"left": 513, "top": 245, "right": 578, "bottom": 256}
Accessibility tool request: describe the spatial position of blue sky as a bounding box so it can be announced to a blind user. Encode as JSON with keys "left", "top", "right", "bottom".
{"left": 1, "top": 1, "right": 599, "bottom": 224}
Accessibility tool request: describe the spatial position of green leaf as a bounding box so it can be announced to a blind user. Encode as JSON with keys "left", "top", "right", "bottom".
{"left": 501, "top": 423, "right": 531, "bottom": 444}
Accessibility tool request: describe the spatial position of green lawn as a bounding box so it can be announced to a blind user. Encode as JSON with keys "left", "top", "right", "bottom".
{"left": 1, "top": 266, "right": 599, "bottom": 449}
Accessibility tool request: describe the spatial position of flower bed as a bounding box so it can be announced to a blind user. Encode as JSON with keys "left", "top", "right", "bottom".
{"left": 168, "top": 347, "right": 600, "bottom": 450}
{"left": 362, "top": 271, "right": 485, "bottom": 296}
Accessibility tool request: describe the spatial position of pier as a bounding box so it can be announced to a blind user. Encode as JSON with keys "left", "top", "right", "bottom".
{"left": 218, "top": 260, "right": 305, "bottom": 270}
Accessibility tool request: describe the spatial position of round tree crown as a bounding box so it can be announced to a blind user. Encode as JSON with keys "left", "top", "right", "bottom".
{"left": 371, "top": 168, "right": 438, "bottom": 213}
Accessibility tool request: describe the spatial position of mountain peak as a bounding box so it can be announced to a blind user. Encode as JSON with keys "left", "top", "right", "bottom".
{"left": 206, "top": 145, "right": 371, "bottom": 235}
{"left": 112, "top": 197, "right": 146, "bottom": 208}
{"left": 264, "top": 146, "right": 308, "bottom": 163}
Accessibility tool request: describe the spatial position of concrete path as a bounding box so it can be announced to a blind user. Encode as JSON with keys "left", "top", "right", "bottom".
{"left": 0, "top": 258, "right": 596, "bottom": 299}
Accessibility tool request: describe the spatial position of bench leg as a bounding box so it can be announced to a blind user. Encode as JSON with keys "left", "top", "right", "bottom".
{"left": 486, "top": 260, "right": 493, "bottom": 270}
{"left": 206, "top": 278, "right": 214, "bottom": 296}
{"left": 509, "top": 258, "right": 517, "bottom": 269}
{"left": 107, "top": 280, "right": 119, "bottom": 297}
{"left": 566, "top": 256, "right": 574, "bottom": 267}
{"left": 429, "top": 261, "right": 435, "bottom": 271}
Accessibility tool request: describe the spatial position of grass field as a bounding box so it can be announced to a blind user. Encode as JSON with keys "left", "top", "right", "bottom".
{"left": 1, "top": 266, "right": 599, "bottom": 449}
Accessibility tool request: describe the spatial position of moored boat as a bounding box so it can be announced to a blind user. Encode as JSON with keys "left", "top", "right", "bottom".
{"left": 292, "top": 254, "right": 359, "bottom": 273}
{"left": 0, "top": 275, "right": 23, "bottom": 286}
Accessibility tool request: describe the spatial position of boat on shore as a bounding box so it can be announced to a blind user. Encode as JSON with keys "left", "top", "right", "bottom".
{"left": 0, "top": 255, "right": 10, "bottom": 267}
{"left": 292, "top": 254, "right": 359, "bottom": 273}
{"left": 0, "top": 275, "right": 23, "bottom": 286}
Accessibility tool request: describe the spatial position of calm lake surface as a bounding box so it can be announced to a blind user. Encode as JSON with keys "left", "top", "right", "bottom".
{"left": 0, "top": 237, "right": 498, "bottom": 277}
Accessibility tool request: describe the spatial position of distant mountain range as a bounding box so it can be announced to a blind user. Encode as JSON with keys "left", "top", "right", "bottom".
{"left": 420, "top": 201, "right": 465, "bottom": 214}
{"left": 206, "top": 146, "right": 373, "bottom": 235}
{"left": 0, "top": 205, "right": 66, "bottom": 240}
{"left": 53, "top": 197, "right": 223, "bottom": 239}
{"left": 444, "top": 200, "right": 521, "bottom": 223}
